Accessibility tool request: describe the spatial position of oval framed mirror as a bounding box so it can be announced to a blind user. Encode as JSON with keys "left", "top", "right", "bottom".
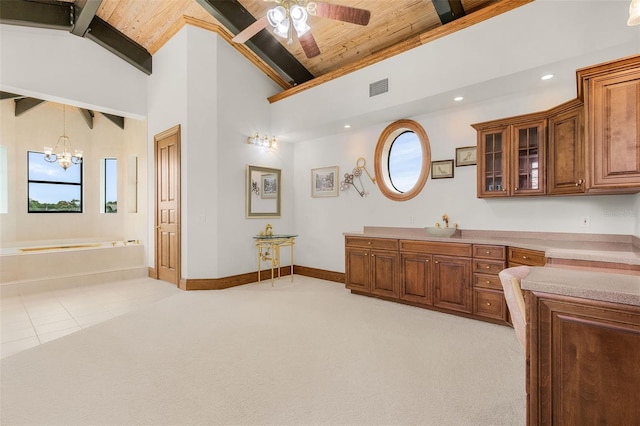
{"left": 246, "top": 165, "right": 281, "bottom": 218}
{"left": 374, "top": 119, "right": 431, "bottom": 201}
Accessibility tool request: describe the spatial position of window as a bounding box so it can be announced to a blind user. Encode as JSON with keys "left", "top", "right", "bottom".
{"left": 104, "top": 158, "right": 117, "bottom": 213}
{"left": 388, "top": 131, "right": 423, "bottom": 193}
{"left": 28, "top": 151, "right": 82, "bottom": 212}
{"left": 374, "top": 119, "right": 431, "bottom": 201}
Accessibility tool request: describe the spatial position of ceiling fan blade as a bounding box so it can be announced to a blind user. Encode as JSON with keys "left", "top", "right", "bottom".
{"left": 299, "top": 32, "right": 321, "bottom": 58}
{"left": 232, "top": 16, "right": 269, "bottom": 43}
{"left": 314, "top": 2, "right": 371, "bottom": 26}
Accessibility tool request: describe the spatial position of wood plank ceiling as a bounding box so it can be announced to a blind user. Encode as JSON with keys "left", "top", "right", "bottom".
{"left": 2, "top": 0, "right": 532, "bottom": 101}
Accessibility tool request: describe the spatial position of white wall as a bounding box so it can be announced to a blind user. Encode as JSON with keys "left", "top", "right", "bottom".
{"left": 0, "top": 25, "right": 147, "bottom": 119}
{"left": 147, "top": 25, "right": 285, "bottom": 279}
{"left": 0, "top": 100, "right": 148, "bottom": 246}
{"left": 292, "top": 87, "right": 640, "bottom": 273}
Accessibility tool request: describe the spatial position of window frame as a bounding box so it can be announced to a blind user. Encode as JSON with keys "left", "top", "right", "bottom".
{"left": 374, "top": 119, "right": 431, "bottom": 201}
{"left": 27, "top": 150, "right": 83, "bottom": 213}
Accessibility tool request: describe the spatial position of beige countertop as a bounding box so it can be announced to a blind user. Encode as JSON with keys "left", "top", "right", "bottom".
{"left": 522, "top": 267, "right": 640, "bottom": 307}
{"left": 344, "top": 226, "right": 640, "bottom": 265}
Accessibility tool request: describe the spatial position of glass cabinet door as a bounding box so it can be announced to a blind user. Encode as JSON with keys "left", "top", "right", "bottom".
{"left": 512, "top": 120, "right": 546, "bottom": 195}
{"left": 479, "top": 128, "right": 508, "bottom": 197}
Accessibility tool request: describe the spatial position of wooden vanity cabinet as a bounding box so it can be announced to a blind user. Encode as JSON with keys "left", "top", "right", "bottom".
{"left": 400, "top": 240, "right": 473, "bottom": 314}
{"left": 345, "top": 236, "right": 399, "bottom": 298}
{"left": 547, "top": 99, "right": 585, "bottom": 195}
{"left": 527, "top": 292, "right": 640, "bottom": 425}
{"left": 578, "top": 55, "right": 640, "bottom": 193}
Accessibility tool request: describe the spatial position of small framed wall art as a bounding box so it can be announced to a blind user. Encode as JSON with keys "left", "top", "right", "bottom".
{"left": 455, "top": 145, "right": 477, "bottom": 167}
{"left": 431, "top": 160, "right": 454, "bottom": 179}
{"left": 311, "top": 166, "right": 339, "bottom": 197}
{"left": 261, "top": 173, "right": 278, "bottom": 199}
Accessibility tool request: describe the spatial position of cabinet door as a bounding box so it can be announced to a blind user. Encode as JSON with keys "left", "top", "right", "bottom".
{"left": 400, "top": 253, "right": 433, "bottom": 305}
{"left": 512, "top": 120, "right": 546, "bottom": 195}
{"left": 529, "top": 293, "right": 640, "bottom": 425}
{"left": 477, "top": 127, "right": 509, "bottom": 197}
{"left": 370, "top": 249, "right": 399, "bottom": 298}
{"left": 588, "top": 69, "right": 640, "bottom": 190}
{"left": 433, "top": 255, "right": 472, "bottom": 313}
{"left": 345, "top": 247, "right": 370, "bottom": 293}
{"left": 548, "top": 103, "right": 585, "bottom": 195}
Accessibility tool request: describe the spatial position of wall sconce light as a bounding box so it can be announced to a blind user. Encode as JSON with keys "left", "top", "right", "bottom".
{"left": 247, "top": 133, "right": 278, "bottom": 150}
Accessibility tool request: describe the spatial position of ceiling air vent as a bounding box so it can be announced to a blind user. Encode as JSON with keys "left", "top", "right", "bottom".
{"left": 369, "top": 78, "right": 389, "bottom": 97}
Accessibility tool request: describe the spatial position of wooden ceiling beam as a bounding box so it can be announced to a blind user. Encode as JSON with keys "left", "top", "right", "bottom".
{"left": 71, "top": 0, "right": 103, "bottom": 37}
{"left": 14, "top": 98, "right": 45, "bottom": 117}
{"left": 0, "top": 0, "right": 72, "bottom": 30}
{"left": 195, "top": 0, "right": 314, "bottom": 85}
{"left": 433, "top": 0, "right": 466, "bottom": 25}
{"left": 101, "top": 112, "right": 125, "bottom": 129}
{"left": 79, "top": 108, "right": 95, "bottom": 129}
{"left": 1, "top": 0, "right": 151, "bottom": 75}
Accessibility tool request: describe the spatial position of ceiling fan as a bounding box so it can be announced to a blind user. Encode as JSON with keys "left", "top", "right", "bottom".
{"left": 232, "top": 0, "right": 371, "bottom": 58}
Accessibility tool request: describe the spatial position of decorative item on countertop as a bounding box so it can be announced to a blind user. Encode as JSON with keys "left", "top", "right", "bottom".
{"left": 340, "top": 164, "right": 369, "bottom": 197}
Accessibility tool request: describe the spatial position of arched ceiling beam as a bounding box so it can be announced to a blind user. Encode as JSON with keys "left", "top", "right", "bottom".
{"left": 14, "top": 98, "right": 45, "bottom": 116}
{"left": 0, "top": 0, "right": 151, "bottom": 75}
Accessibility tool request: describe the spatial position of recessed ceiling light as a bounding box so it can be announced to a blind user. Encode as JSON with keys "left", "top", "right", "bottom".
{"left": 541, "top": 74, "right": 554, "bottom": 81}
{"left": 344, "top": 124, "right": 351, "bottom": 129}
{"left": 454, "top": 96, "right": 464, "bottom": 102}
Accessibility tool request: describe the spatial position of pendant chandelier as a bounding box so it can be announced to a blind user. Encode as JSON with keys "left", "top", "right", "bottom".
{"left": 44, "top": 105, "right": 83, "bottom": 170}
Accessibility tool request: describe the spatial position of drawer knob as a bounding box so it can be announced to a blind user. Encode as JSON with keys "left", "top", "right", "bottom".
{"left": 485, "top": 251, "right": 491, "bottom": 254}
{"left": 486, "top": 302, "right": 492, "bottom": 306}
{"left": 368, "top": 242, "right": 371, "bottom": 245}
{"left": 486, "top": 280, "right": 491, "bottom": 284}
{"left": 486, "top": 265, "right": 491, "bottom": 269}
{"left": 522, "top": 255, "right": 528, "bottom": 260}
{"left": 435, "top": 261, "right": 439, "bottom": 264}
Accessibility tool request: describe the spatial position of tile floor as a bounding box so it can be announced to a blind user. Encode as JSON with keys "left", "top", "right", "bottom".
{"left": 1, "top": 277, "right": 181, "bottom": 358}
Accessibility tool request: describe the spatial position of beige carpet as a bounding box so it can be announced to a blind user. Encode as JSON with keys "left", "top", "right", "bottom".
{"left": 1, "top": 276, "right": 525, "bottom": 425}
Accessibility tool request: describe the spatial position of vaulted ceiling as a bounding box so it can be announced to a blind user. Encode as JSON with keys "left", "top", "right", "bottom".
{"left": 0, "top": 0, "right": 531, "bottom": 101}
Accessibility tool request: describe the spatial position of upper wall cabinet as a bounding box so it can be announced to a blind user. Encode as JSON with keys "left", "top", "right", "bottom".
{"left": 547, "top": 99, "right": 585, "bottom": 196}
{"left": 578, "top": 55, "right": 640, "bottom": 194}
{"left": 473, "top": 113, "right": 547, "bottom": 198}
{"left": 473, "top": 54, "right": 640, "bottom": 199}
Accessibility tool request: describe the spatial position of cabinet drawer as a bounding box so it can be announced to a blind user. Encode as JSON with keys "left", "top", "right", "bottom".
{"left": 400, "top": 240, "right": 472, "bottom": 257}
{"left": 473, "top": 288, "right": 506, "bottom": 321}
{"left": 474, "top": 273, "right": 503, "bottom": 290}
{"left": 508, "top": 247, "right": 546, "bottom": 266}
{"left": 345, "top": 236, "right": 399, "bottom": 251}
{"left": 473, "top": 259, "right": 506, "bottom": 275}
{"left": 473, "top": 244, "right": 506, "bottom": 260}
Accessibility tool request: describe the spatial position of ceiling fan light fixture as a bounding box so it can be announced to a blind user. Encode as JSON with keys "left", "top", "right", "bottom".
{"left": 267, "top": 6, "right": 287, "bottom": 27}
{"left": 629, "top": 0, "right": 640, "bottom": 25}
{"left": 274, "top": 19, "right": 290, "bottom": 39}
